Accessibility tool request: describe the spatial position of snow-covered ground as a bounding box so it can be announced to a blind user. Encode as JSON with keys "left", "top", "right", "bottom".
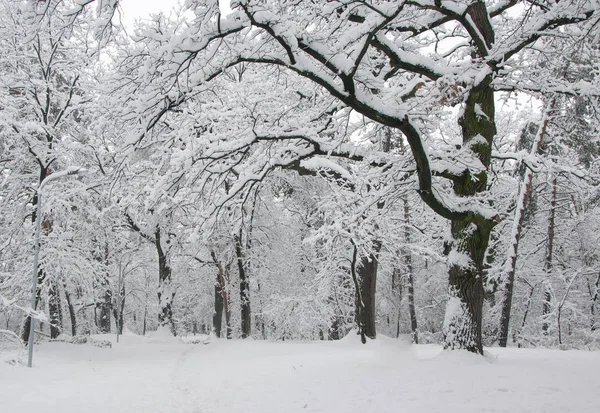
{"left": 1, "top": 332, "right": 598, "bottom": 413}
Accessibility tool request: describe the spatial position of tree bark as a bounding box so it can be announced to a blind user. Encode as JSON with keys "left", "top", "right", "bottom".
{"left": 235, "top": 233, "right": 251, "bottom": 338}
{"left": 352, "top": 241, "right": 381, "bottom": 342}
{"left": 403, "top": 198, "right": 419, "bottom": 344}
{"left": 211, "top": 251, "right": 232, "bottom": 339}
{"left": 359, "top": 252, "right": 378, "bottom": 340}
{"left": 255, "top": 278, "right": 266, "bottom": 339}
{"left": 444, "top": 73, "right": 496, "bottom": 354}
{"left": 391, "top": 267, "right": 403, "bottom": 338}
{"left": 155, "top": 227, "right": 176, "bottom": 335}
{"left": 96, "top": 287, "right": 112, "bottom": 334}
{"left": 542, "top": 176, "right": 557, "bottom": 334}
{"left": 64, "top": 284, "right": 77, "bottom": 336}
{"left": 48, "top": 280, "right": 63, "bottom": 339}
{"left": 589, "top": 273, "right": 600, "bottom": 331}
{"left": 112, "top": 284, "right": 125, "bottom": 335}
{"left": 213, "top": 272, "right": 223, "bottom": 338}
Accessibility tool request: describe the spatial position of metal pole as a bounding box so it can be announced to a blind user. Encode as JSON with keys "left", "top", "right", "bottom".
{"left": 27, "top": 167, "right": 86, "bottom": 368}
{"left": 28, "top": 190, "right": 43, "bottom": 368}
{"left": 116, "top": 259, "right": 122, "bottom": 344}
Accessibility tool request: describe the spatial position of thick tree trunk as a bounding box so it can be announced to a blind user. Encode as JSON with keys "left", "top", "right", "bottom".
{"left": 352, "top": 241, "right": 381, "bottom": 342}
{"left": 358, "top": 253, "right": 378, "bottom": 339}
{"left": 444, "top": 223, "right": 490, "bottom": 354}
{"left": 329, "top": 315, "right": 341, "bottom": 340}
{"left": 211, "top": 252, "right": 232, "bottom": 339}
{"left": 96, "top": 287, "right": 112, "bottom": 333}
{"left": 155, "top": 228, "right": 176, "bottom": 335}
{"left": 112, "top": 284, "right": 125, "bottom": 335}
{"left": 48, "top": 280, "right": 63, "bottom": 339}
{"left": 235, "top": 233, "right": 251, "bottom": 338}
{"left": 444, "top": 73, "right": 496, "bottom": 354}
{"left": 498, "top": 102, "right": 553, "bottom": 347}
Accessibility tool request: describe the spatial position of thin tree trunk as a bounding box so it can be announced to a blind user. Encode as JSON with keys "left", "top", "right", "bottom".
{"left": 403, "top": 198, "right": 418, "bottom": 344}
{"left": 588, "top": 273, "right": 600, "bottom": 331}
{"left": 391, "top": 267, "right": 403, "bottom": 338}
{"left": 63, "top": 283, "right": 77, "bottom": 336}
{"left": 514, "top": 283, "right": 536, "bottom": 346}
{"left": 213, "top": 272, "right": 223, "bottom": 338}
{"left": 498, "top": 101, "right": 554, "bottom": 347}
{"left": 235, "top": 233, "right": 251, "bottom": 338}
{"left": 224, "top": 265, "right": 232, "bottom": 340}
{"left": 542, "top": 176, "right": 557, "bottom": 335}
{"left": 255, "top": 278, "right": 266, "bottom": 339}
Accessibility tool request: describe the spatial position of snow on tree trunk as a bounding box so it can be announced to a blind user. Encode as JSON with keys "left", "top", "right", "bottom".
{"left": 403, "top": 198, "right": 418, "bottom": 344}
{"left": 64, "top": 284, "right": 77, "bottom": 336}
{"left": 542, "top": 176, "right": 557, "bottom": 335}
{"left": 48, "top": 280, "right": 63, "bottom": 339}
{"left": 213, "top": 272, "right": 224, "bottom": 338}
{"left": 444, "top": 225, "right": 489, "bottom": 354}
{"left": 156, "top": 228, "right": 176, "bottom": 335}
{"left": 21, "top": 275, "right": 43, "bottom": 344}
{"left": 498, "top": 102, "right": 554, "bottom": 347}
{"left": 444, "top": 72, "right": 496, "bottom": 354}
{"left": 96, "top": 286, "right": 112, "bottom": 334}
{"left": 234, "top": 234, "right": 251, "bottom": 338}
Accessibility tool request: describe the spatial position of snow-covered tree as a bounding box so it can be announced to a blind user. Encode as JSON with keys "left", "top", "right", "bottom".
{"left": 121, "top": 0, "right": 600, "bottom": 353}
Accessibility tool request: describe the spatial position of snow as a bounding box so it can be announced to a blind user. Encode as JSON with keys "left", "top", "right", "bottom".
{"left": 447, "top": 249, "right": 472, "bottom": 269}
{"left": 300, "top": 157, "right": 352, "bottom": 179}
{"left": 1, "top": 333, "right": 599, "bottom": 413}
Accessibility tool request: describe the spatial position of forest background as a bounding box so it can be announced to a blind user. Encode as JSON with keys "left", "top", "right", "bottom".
{"left": 1, "top": 0, "right": 599, "bottom": 355}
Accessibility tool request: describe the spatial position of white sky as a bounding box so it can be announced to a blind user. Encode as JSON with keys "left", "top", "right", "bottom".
{"left": 119, "top": 0, "right": 179, "bottom": 27}
{"left": 119, "top": 0, "right": 231, "bottom": 28}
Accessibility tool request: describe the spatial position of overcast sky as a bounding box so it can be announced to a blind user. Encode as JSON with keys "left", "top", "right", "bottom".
{"left": 119, "top": 0, "right": 232, "bottom": 27}
{"left": 118, "top": 0, "right": 179, "bottom": 27}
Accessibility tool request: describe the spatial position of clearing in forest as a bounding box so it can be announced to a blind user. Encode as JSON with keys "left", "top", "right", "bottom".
{"left": 0, "top": 332, "right": 598, "bottom": 413}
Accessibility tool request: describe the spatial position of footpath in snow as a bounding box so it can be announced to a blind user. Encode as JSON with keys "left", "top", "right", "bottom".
{"left": 0, "top": 331, "right": 598, "bottom": 413}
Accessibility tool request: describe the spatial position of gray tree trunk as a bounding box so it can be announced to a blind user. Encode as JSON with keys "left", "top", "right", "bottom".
{"left": 155, "top": 227, "right": 176, "bottom": 335}
{"left": 542, "top": 176, "right": 557, "bottom": 334}
{"left": 403, "top": 198, "right": 418, "bottom": 344}
{"left": 48, "top": 280, "right": 63, "bottom": 339}
{"left": 234, "top": 233, "right": 251, "bottom": 338}
{"left": 63, "top": 284, "right": 77, "bottom": 336}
